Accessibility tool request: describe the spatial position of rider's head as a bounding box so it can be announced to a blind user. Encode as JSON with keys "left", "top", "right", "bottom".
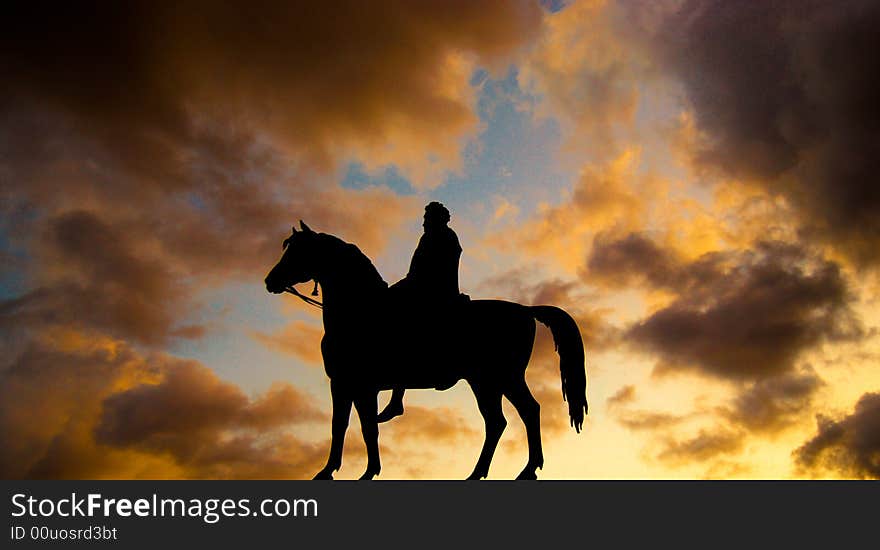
{"left": 423, "top": 202, "right": 450, "bottom": 232}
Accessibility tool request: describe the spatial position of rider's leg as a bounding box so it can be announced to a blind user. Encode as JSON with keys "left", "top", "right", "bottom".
{"left": 377, "top": 388, "right": 405, "bottom": 422}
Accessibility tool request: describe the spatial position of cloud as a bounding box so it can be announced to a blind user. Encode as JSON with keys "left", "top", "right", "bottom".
{"left": 618, "top": 411, "right": 688, "bottom": 433}
{"left": 593, "top": 236, "right": 863, "bottom": 380}
{"left": 94, "top": 362, "right": 327, "bottom": 478}
{"left": 655, "top": 428, "right": 745, "bottom": 467}
{"left": 0, "top": 329, "right": 328, "bottom": 479}
{"left": 587, "top": 231, "right": 694, "bottom": 290}
{"left": 0, "top": 323, "right": 504, "bottom": 480}
{"left": 96, "top": 363, "right": 324, "bottom": 446}
{"left": 479, "top": 272, "right": 619, "bottom": 355}
{"left": 2, "top": 211, "right": 194, "bottom": 345}
{"left": 587, "top": 230, "right": 856, "bottom": 474}
{"left": 521, "top": 0, "right": 880, "bottom": 265}
{"left": 522, "top": 0, "right": 647, "bottom": 155}
{"left": 1, "top": 132, "right": 416, "bottom": 345}
{"left": 504, "top": 149, "right": 654, "bottom": 272}
{"left": 795, "top": 392, "right": 880, "bottom": 479}
{"left": 252, "top": 321, "right": 325, "bottom": 366}
{"left": 645, "top": 0, "right": 880, "bottom": 265}
{"left": 606, "top": 385, "right": 690, "bottom": 432}
{"left": 1, "top": 0, "right": 541, "bottom": 351}
{"left": 606, "top": 367, "right": 826, "bottom": 474}
{"left": 1, "top": 0, "right": 544, "bottom": 185}
{"left": 719, "top": 370, "right": 824, "bottom": 435}
{"left": 606, "top": 385, "right": 636, "bottom": 408}
{"left": 383, "top": 405, "right": 480, "bottom": 446}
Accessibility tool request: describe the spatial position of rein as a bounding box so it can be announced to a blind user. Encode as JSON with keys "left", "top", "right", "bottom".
{"left": 284, "top": 283, "right": 324, "bottom": 310}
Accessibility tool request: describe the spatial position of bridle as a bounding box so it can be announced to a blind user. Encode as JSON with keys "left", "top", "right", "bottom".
{"left": 284, "top": 281, "right": 323, "bottom": 310}
{"left": 280, "top": 233, "right": 323, "bottom": 310}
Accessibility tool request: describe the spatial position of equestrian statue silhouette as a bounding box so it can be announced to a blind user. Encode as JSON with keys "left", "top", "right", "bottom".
{"left": 264, "top": 204, "right": 588, "bottom": 480}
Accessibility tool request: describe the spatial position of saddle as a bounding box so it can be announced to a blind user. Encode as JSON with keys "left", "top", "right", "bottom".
{"left": 383, "top": 288, "right": 471, "bottom": 368}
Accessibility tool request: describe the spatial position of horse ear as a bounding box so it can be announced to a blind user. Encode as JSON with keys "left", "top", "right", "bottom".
{"left": 299, "top": 220, "right": 314, "bottom": 234}
{"left": 291, "top": 225, "right": 298, "bottom": 234}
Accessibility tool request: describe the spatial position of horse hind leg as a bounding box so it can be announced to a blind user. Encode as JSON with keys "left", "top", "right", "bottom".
{"left": 467, "top": 384, "right": 506, "bottom": 480}
{"left": 505, "top": 377, "right": 543, "bottom": 480}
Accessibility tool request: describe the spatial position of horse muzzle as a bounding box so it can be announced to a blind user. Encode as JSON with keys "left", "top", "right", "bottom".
{"left": 265, "top": 276, "right": 285, "bottom": 294}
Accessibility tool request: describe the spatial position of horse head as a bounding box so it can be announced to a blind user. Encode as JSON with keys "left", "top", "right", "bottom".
{"left": 265, "top": 220, "right": 319, "bottom": 294}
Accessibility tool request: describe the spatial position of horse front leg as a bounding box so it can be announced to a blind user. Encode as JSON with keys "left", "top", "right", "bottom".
{"left": 314, "top": 381, "right": 352, "bottom": 480}
{"left": 354, "top": 391, "right": 381, "bottom": 480}
{"left": 467, "top": 383, "right": 506, "bottom": 480}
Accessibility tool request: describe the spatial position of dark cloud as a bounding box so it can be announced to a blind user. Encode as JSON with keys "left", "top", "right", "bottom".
{"left": 589, "top": 232, "right": 855, "bottom": 474}
{"left": 2, "top": 211, "right": 192, "bottom": 345}
{"left": 591, "top": 234, "right": 862, "bottom": 380}
{"left": 720, "top": 370, "right": 824, "bottom": 435}
{"left": 96, "top": 363, "right": 324, "bottom": 447}
{"left": 648, "top": 0, "right": 880, "bottom": 264}
{"left": 0, "top": 323, "right": 504, "bottom": 480}
{"left": 1, "top": 0, "right": 542, "bottom": 348}
{"left": 795, "top": 392, "right": 880, "bottom": 479}
{"left": 609, "top": 368, "right": 824, "bottom": 437}
{"left": 588, "top": 233, "right": 679, "bottom": 288}
{"left": 0, "top": 124, "right": 416, "bottom": 345}
{"left": 0, "top": 0, "right": 543, "bottom": 176}
{"left": 0, "top": 331, "right": 328, "bottom": 479}
{"left": 94, "top": 361, "right": 327, "bottom": 478}
{"left": 587, "top": 231, "right": 726, "bottom": 292}
{"left": 655, "top": 428, "right": 744, "bottom": 466}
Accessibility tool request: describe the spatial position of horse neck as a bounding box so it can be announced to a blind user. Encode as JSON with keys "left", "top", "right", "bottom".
{"left": 317, "top": 274, "right": 382, "bottom": 333}
{"left": 314, "top": 242, "right": 385, "bottom": 330}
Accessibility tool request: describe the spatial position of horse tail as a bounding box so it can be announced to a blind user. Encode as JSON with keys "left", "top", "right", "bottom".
{"left": 530, "top": 305, "right": 588, "bottom": 433}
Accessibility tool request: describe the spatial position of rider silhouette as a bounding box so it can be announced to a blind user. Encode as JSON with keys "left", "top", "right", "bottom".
{"left": 377, "top": 201, "right": 463, "bottom": 423}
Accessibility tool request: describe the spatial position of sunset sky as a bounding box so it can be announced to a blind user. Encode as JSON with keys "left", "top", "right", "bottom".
{"left": 2, "top": 0, "right": 879, "bottom": 480}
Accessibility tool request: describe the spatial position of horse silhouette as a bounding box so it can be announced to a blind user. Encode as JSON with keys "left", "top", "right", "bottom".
{"left": 265, "top": 221, "right": 588, "bottom": 480}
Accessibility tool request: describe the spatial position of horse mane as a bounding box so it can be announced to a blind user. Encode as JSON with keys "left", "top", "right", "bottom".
{"left": 317, "top": 233, "right": 388, "bottom": 292}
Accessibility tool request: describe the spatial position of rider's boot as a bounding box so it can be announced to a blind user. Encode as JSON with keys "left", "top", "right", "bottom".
{"left": 377, "top": 388, "right": 405, "bottom": 423}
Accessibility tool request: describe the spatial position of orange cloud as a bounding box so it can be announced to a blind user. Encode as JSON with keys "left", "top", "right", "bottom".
{"left": 383, "top": 405, "right": 480, "bottom": 446}
{"left": 489, "top": 149, "right": 665, "bottom": 274}
{"left": 522, "top": 0, "right": 646, "bottom": 156}
{"left": 0, "top": 329, "right": 328, "bottom": 479}
{"left": 252, "top": 321, "right": 325, "bottom": 366}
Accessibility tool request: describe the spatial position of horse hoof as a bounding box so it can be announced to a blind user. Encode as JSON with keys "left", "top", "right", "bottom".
{"left": 359, "top": 469, "right": 380, "bottom": 480}
{"left": 466, "top": 471, "right": 487, "bottom": 480}
{"left": 515, "top": 470, "right": 538, "bottom": 480}
{"left": 313, "top": 468, "right": 334, "bottom": 480}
